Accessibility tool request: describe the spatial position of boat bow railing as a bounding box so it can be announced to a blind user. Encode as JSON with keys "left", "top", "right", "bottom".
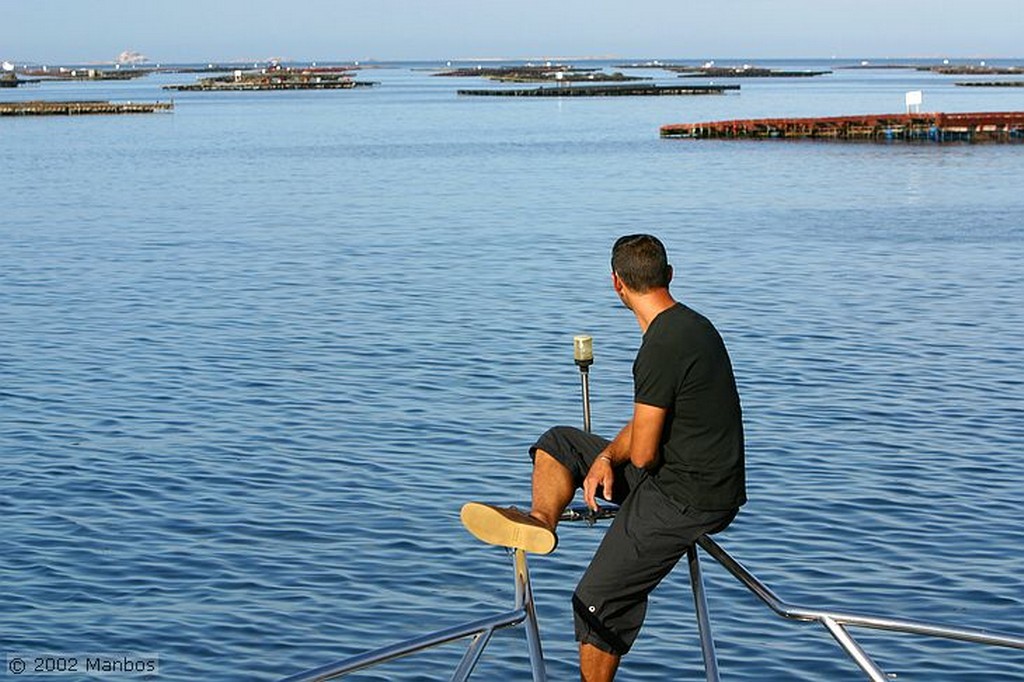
{"left": 693, "top": 533, "right": 1024, "bottom": 682}
{"left": 279, "top": 339, "right": 1023, "bottom": 680}
{"left": 279, "top": 544, "right": 545, "bottom": 682}
{"left": 279, "top": 506, "right": 1024, "bottom": 682}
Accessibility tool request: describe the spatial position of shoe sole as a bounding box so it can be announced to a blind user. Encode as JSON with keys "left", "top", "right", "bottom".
{"left": 460, "top": 502, "right": 557, "bottom": 555}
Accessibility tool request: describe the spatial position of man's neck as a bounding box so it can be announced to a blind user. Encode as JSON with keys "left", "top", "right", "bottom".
{"left": 631, "top": 289, "right": 677, "bottom": 333}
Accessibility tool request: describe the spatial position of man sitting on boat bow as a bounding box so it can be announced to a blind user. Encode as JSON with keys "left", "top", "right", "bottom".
{"left": 462, "top": 234, "right": 747, "bottom": 681}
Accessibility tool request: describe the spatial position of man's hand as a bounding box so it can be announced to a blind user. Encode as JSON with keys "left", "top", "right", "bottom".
{"left": 583, "top": 454, "right": 615, "bottom": 510}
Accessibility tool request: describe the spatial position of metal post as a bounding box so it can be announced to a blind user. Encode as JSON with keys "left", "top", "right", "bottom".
{"left": 451, "top": 630, "right": 496, "bottom": 682}
{"left": 514, "top": 549, "right": 548, "bottom": 682}
{"left": 573, "top": 335, "right": 593, "bottom": 433}
{"left": 579, "top": 368, "right": 592, "bottom": 433}
{"left": 820, "top": 617, "right": 888, "bottom": 682}
{"left": 688, "top": 544, "right": 721, "bottom": 682}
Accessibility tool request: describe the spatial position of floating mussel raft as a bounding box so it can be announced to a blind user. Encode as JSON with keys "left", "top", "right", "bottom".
{"left": 0, "top": 100, "right": 173, "bottom": 116}
{"left": 165, "top": 66, "right": 376, "bottom": 91}
{"left": 661, "top": 112, "right": 1024, "bottom": 142}
{"left": 459, "top": 83, "right": 739, "bottom": 97}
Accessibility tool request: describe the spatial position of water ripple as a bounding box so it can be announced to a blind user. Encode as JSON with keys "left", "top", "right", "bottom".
{"left": 3, "top": 65, "right": 1023, "bottom": 681}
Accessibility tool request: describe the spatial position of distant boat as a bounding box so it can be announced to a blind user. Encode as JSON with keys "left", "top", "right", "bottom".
{"left": 116, "top": 50, "right": 149, "bottom": 66}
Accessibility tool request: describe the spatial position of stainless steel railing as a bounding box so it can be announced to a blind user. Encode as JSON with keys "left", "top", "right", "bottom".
{"left": 278, "top": 546, "right": 546, "bottom": 682}
{"left": 278, "top": 508, "right": 1024, "bottom": 682}
{"left": 280, "top": 338, "right": 1024, "bottom": 680}
{"left": 693, "top": 534, "right": 1024, "bottom": 682}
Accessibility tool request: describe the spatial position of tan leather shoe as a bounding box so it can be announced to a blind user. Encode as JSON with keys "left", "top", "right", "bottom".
{"left": 460, "top": 502, "right": 558, "bottom": 554}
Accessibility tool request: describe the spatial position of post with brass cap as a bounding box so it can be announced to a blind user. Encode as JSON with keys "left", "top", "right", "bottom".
{"left": 573, "top": 335, "right": 594, "bottom": 433}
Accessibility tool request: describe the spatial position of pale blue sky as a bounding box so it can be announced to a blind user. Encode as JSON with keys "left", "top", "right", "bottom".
{"left": 3, "top": 0, "right": 1022, "bottom": 64}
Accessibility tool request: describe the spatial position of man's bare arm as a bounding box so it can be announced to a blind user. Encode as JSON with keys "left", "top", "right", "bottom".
{"left": 599, "top": 421, "right": 632, "bottom": 464}
{"left": 583, "top": 404, "right": 665, "bottom": 508}
{"left": 628, "top": 402, "right": 667, "bottom": 469}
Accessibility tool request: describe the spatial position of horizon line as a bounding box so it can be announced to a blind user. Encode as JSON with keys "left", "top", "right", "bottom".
{"left": 5, "top": 53, "right": 1024, "bottom": 67}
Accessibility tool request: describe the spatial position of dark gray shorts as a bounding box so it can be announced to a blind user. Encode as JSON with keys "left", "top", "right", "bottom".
{"left": 531, "top": 425, "right": 737, "bottom": 656}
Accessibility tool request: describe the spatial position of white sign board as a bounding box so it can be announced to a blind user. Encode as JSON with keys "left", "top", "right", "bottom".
{"left": 905, "top": 90, "right": 923, "bottom": 113}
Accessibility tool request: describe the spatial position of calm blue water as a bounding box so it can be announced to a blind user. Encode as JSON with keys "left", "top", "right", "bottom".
{"left": 2, "top": 59, "right": 1023, "bottom": 681}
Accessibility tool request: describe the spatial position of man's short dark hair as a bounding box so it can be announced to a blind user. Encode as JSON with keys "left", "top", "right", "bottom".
{"left": 611, "top": 234, "right": 671, "bottom": 292}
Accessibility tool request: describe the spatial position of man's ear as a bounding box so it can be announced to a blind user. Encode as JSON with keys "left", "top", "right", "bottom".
{"left": 666, "top": 264, "right": 673, "bottom": 285}
{"left": 612, "top": 271, "right": 625, "bottom": 295}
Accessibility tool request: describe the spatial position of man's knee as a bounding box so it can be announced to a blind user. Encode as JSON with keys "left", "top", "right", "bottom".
{"left": 531, "top": 425, "right": 609, "bottom": 487}
{"left": 531, "top": 425, "right": 584, "bottom": 458}
{"left": 532, "top": 447, "right": 560, "bottom": 467}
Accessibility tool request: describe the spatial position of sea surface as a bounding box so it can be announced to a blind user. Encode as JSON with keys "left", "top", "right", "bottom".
{"left": 2, "top": 58, "right": 1023, "bottom": 681}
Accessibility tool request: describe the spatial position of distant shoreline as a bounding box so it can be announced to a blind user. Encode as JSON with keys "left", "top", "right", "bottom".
{"left": 3, "top": 55, "right": 1024, "bottom": 70}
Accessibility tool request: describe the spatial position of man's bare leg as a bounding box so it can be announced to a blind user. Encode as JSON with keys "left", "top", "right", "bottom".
{"left": 579, "top": 642, "right": 620, "bottom": 681}
{"left": 532, "top": 451, "right": 621, "bottom": 679}
{"left": 529, "top": 448, "right": 576, "bottom": 531}
{"left": 460, "top": 448, "right": 575, "bottom": 554}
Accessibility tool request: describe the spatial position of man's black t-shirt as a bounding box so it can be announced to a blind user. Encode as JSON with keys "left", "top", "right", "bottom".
{"left": 633, "top": 302, "right": 746, "bottom": 510}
